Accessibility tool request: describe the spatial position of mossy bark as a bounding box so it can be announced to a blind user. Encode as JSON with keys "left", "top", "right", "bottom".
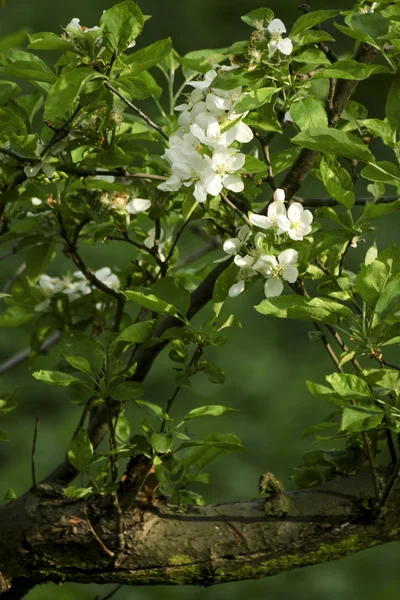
{"left": 0, "top": 471, "right": 399, "bottom": 597}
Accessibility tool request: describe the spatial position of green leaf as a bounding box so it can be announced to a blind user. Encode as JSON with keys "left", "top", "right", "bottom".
{"left": 117, "top": 75, "right": 152, "bottom": 100}
{"left": 386, "top": 76, "right": 400, "bottom": 131}
{"left": 270, "top": 148, "right": 299, "bottom": 175}
{"left": 326, "top": 373, "right": 372, "bottom": 400}
{"left": 355, "top": 245, "right": 400, "bottom": 309}
{"left": 32, "top": 370, "right": 85, "bottom": 387}
{"left": 363, "top": 200, "right": 400, "bottom": 220}
{"left": 212, "top": 262, "right": 239, "bottom": 317}
{"left": 315, "top": 61, "right": 390, "bottom": 81}
{"left": 345, "top": 12, "right": 389, "bottom": 44}
{"left": 0, "top": 81, "right": 21, "bottom": 105}
{"left": 64, "top": 486, "right": 93, "bottom": 499}
{"left": 361, "top": 162, "right": 400, "bottom": 187}
{"left": 291, "top": 10, "right": 341, "bottom": 37}
{"left": 60, "top": 332, "right": 104, "bottom": 373}
{"left": 27, "top": 32, "right": 77, "bottom": 52}
{"left": 68, "top": 429, "right": 93, "bottom": 473}
{"left": 375, "top": 272, "right": 400, "bottom": 320}
{"left": 100, "top": 0, "right": 144, "bottom": 52}
{"left": 181, "top": 433, "right": 243, "bottom": 473}
{"left": 64, "top": 355, "right": 92, "bottom": 375}
{"left": 152, "top": 277, "right": 191, "bottom": 317}
{"left": 319, "top": 156, "right": 354, "bottom": 209}
{"left": 135, "top": 399, "right": 167, "bottom": 420}
{"left": 341, "top": 405, "right": 384, "bottom": 433}
{"left": 255, "top": 296, "right": 353, "bottom": 324}
{"left": 115, "top": 320, "right": 155, "bottom": 344}
{"left": 293, "top": 466, "right": 323, "bottom": 488}
{"left": 201, "top": 361, "right": 226, "bottom": 384}
{"left": 0, "top": 306, "right": 35, "bottom": 328}
{"left": 111, "top": 381, "right": 143, "bottom": 401}
{"left": 290, "top": 98, "right": 328, "bottom": 132}
{"left": 26, "top": 242, "right": 56, "bottom": 279}
{"left": 293, "top": 48, "right": 331, "bottom": 66}
{"left": 242, "top": 155, "right": 268, "bottom": 175}
{"left": 150, "top": 432, "right": 173, "bottom": 454}
{"left": 234, "top": 88, "right": 278, "bottom": 114}
{"left": 125, "top": 38, "right": 172, "bottom": 73}
{"left": 44, "top": 68, "right": 98, "bottom": 126}
{"left": 2, "top": 488, "right": 17, "bottom": 501}
{"left": 0, "top": 61, "right": 56, "bottom": 84}
{"left": 123, "top": 290, "right": 177, "bottom": 315}
{"left": 183, "top": 405, "right": 236, "bottom": 420}
{"left": 306, "top": 380, "right": 347, "bottom": 408}
{"left": 241, "top": 8, "right": 274, "bottom": 28}
{"left": 0, "top": 431, "right": 9, "bottom": 442}
{"left": 291, "top": 127, "right": 375, "bottom": 163}
{"left": 115, "top": 415, "right": 131, "bottom": 443}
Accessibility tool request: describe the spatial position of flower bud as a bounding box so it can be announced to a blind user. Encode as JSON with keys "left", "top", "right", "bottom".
{"left": 273, "top": 188, "right": 285, "bottom": 203}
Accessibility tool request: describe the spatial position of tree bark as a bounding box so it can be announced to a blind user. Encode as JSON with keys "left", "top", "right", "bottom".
{"left": 0, "top": 471, "right": 398, "bottom": 597}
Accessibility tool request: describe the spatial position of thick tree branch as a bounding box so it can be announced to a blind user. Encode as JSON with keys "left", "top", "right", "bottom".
{"left": 261, "top": 43, "right": 379, "bottom": 212}
{"left": 1, "top": 471, "right": 399, "bottom": 597}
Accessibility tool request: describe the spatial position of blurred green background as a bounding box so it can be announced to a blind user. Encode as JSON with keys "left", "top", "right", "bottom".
{"left": 1, "top": 0, "right": 400, "bottom": 599}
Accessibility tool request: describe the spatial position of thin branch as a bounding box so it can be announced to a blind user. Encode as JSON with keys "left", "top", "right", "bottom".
{"left": 2, "top": 263, "right": 26, "bottom": 294}
{"left": 295, "top": 196, "right": 399, "bottom": 208}
{"left": 104, "top": 82, "right": 169, "bottom": 141}
{"left": 83, "top": 508, "right": 115, "bottom": 558}
{"left": 379, "top": 455, "right": 400, "bottom": 510}
{"left": 31, "top": 417, "right": 40, "bottom": 489}
{"left": 0, "top": 331, "right": 60, "bottom": 377}
{"left": 95, "top": 584, "right": 124, "bottom": 600}
{"left": 58, "top": 165, "right": 167, "bottom": 182}
{"left": 221, "top": 193, "right": 250, "bottom": 225}
{"left": 57, "top": 212, "right": 121, "bottom": 301}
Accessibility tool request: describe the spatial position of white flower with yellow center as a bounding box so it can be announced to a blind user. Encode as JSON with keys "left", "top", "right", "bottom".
{"left": 207, "top": 146, "right": 245, "bottom": 196}
{"left": 254, "top": 249, "right": 299, "bottom": 297}
{"left": 276, "top": 202, "right": 313, "bottom": 240}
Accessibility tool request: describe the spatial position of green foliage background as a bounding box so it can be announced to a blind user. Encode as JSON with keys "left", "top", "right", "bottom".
{"left": 0, "top": 0, "right": 399, "bottom": 598}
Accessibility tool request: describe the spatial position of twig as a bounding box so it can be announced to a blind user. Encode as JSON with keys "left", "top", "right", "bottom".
{"left": 31, "top": 417, "right": 40, "bottom": 488}
{"left": 95, "top": 584, "right": 124, "bottom": 600}
{"left": 83, "top": 507, "right": 115, "bottom": 557}
{"left": 2, "top": 263, "right": 26, "bottom": 293}
{"left": 378, "top": 359, "right": 400, "bottom": 372}
{"left": 338, "top": 240, "right": 352, "bottom": 276}
{"left": 57, "top": 212, "right": 121, "bottom": 301}
{"left": 221, "top": 193, "right": 250, "bottom": 225}
{"left": 0, "top": 331, "right": 60, "bottom": 377}
{"left": 295, "top": 196, "right": 399, "bottom": 208}
{"left": 58, "top": 165, "right": 167, "bottom": 182}
{"left": 379, "top": 455, "right": 400, "bottom": 510}
{"left": 160, "top": 386, "right": 181, "bottom": 433}
{"left": 158, "top": 219, "right": 190, "bottom": 277}
{"left": 104, "top": 81, "right": 169, "bottom": 141}
{"left": 106, "top": 233, "right": 164, "bottom": 268}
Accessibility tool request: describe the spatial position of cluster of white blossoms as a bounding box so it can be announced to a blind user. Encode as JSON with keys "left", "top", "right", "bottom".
{"left": 35, "top": 268, "right": 120, "bottom": 312}
{"left": 218, "top": 188, "right": 313, "bottom": 299}
{"left": 157, "top": 67, "right": 255, "bottom": 203}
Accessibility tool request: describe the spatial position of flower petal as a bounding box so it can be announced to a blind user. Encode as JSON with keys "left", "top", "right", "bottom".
{"left": 229, "top": 280, "right": 245, "bottom": 297}
{"left": 278, "top": 38, "right": 293, "bottom": 55}
{"left": 249, "top": 213, "right": 272, "bottom": 230}
{"left": 126, "top": 198, "right": 151, "bottom": 215}
{"left": 282, "top": 264, "right": 299, "bottom": 283}
{"left": 268, "top": 18, "right": 286, "bottom": 34}
{"left": 278, "top": 248, "right": 298, "bottom": 267}
{"left": 264, "top": 278, "right": 284, "bottom": 298}
{"left": 273, "top": 188, "right": 285, "bottom": 203}
{"left": 223, "top": 174, "right": 244, "bottom": 193}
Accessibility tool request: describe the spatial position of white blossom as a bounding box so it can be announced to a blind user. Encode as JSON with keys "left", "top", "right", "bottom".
{"left": 254, "top": 249, "right": 299, "bottom": 297}
{"left": 276, "top": 202, "right": 313, "bottom": 240}
{"left": 215, "top": 225, "right": 251, "bottom": 262}
{"left": 267, "top": 19, "right": 293, "bottom": 57}
{"left": 249, "top": 200, "right": 287, "bottom": 230}
{"left": 273, "top": 188, "right": 286, "bottom": 203}
{"left": 126, "top": 198, "right": 151, "bottom": 215}
{"left": 207, "top": 146, "right": 245, "bottom": 196}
